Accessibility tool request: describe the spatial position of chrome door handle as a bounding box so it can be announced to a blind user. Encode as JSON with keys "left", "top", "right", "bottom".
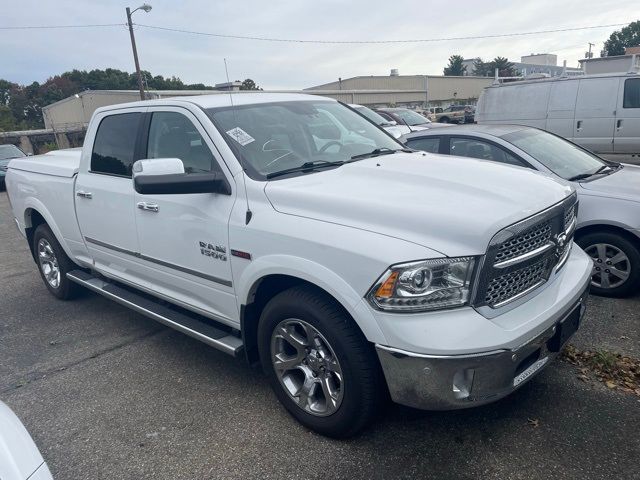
{"left": 76, "top": 191, "right": 92, "bottom": 199}
{"left": 137, "top": 201, "right": 159, "bottom": 212}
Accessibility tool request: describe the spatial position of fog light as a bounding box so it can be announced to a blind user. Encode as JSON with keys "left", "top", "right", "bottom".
{"left": 453, "top": 369, "right": 475, "bottom": 399}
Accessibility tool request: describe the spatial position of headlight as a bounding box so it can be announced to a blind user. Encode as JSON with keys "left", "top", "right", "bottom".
{"left": 367, "top": 257, "right": 476, "bottom": 312}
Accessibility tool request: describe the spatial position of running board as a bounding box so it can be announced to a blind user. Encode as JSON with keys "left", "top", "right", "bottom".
{"left": 67, "top": 270, "right": 243, "bottom": 357}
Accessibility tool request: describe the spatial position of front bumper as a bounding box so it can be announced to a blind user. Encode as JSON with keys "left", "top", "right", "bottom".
{"left": 376, "top": 262, "right": 591, "bottom": 410}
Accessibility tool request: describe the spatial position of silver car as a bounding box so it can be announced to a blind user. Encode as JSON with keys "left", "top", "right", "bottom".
{"left": 402, "top": 124, "right": 640, "bottom": 297}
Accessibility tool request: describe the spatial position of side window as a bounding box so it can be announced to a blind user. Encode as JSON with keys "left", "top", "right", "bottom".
{"left": 407, "top": 137, "right": 440, "bottom": 153}
{"left": 91, "top": 112, "right": 142, "bottom": 177}
{"left": 450, "top": 137, "right": 525, "bottom": 167}
{"left": 623, "top": 78, "right": 640, "bottom": 108}
{"left": 147, "top": 112, "right": 219, "bottom": 174}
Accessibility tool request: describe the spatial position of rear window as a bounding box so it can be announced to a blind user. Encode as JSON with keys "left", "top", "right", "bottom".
{"left": 623, "top": 78, "right": 640, "bottom": 108}
{"left": 91, "top": 113, "right": 142, "bottom": 177}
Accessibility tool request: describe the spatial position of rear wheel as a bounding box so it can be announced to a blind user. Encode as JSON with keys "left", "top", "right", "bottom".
{"left": 257, "top": 285, "right": 385, "bottom": 438}
{"left": 439, "top": 116, "right": 450, "bottom": 123}
{"left": 577, "top": 231, "right": 640, "bottom": 297}
{"left": 33, "top": 224, "right": 81, "bottom": 300}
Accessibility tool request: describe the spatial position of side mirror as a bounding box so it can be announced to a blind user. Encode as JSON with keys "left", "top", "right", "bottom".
{"left": 133, "top": 158, "right": 231, "bottom": 195}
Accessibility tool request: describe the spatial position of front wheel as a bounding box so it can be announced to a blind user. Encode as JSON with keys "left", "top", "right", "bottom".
{"left": 577, "top": 231, "right": 640, "bottom": 297}
{"left": 257, "top": 285, "right": 385, "bottom": 438}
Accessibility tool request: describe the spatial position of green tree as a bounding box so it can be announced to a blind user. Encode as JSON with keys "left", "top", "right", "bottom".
{"left": 240, "top": 78, "right": 261, "bottom": 90}
{"left": 488, "top": 56, "right": 518, "bottom": 77}
{"left": 602, "top": 20, "right": 640, "bottom": 56}
{"left": 472, "top": 58, "right": 490, "bottom": 77}
{"left": 443, "top": 55, "right": 467, "bottom": 76}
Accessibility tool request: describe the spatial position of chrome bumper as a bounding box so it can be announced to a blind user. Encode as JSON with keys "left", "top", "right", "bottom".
{"left": 376, "top": 278, "right": 590, "bottom": 410}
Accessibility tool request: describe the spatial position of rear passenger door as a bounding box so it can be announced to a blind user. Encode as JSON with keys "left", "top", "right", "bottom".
{"left": 133, "top": 106, "right": 238, "bottom": 323}
{"left": 546, "top": 79, "right": 579, "bottom": 140}
{"left": 75, "top": 108, "right": 146, "bottom": 283}
{"left": 614, "top": 77, "right": 640, "bottom": 153}
{"left": 573, "top": 77, "right": 620, "bottom": 153}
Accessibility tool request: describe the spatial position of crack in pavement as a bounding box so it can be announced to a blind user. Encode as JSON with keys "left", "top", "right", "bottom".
{"left": 0, "top": 327, "right": 167, "bottom": 395}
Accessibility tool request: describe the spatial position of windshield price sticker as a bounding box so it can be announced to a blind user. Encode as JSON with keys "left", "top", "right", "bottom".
{"left": 226, "top": 127, "right": 255, "bottom": 146}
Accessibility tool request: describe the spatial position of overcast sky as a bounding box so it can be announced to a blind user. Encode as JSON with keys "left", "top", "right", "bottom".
{"left": 1, "top": 0, "right": 636, "bottom": 89}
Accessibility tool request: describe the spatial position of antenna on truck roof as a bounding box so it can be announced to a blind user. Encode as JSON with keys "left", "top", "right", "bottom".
{"left": 224, "top": 58, "right": 252, "bottom": 225}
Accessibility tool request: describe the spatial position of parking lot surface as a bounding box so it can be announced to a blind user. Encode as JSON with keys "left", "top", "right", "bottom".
{"left": 1, "top": 192, "right": 639, "bottom": 480}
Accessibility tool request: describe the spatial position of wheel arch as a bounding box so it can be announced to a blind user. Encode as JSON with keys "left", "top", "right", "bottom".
{"left": 575, "top": 223, "right": 640, "bottom": 251}
{"left": 238, "top": 257, "right": 387, "bottom": 366}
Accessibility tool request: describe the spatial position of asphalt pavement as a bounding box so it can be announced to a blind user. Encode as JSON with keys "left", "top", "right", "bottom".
{"left": 1, "top": 192, "right": 638, "bottom": 480}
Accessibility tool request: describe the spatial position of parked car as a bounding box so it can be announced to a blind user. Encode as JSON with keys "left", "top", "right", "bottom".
{"left": 6, "top": 93, "right": 591, "bottom": 437}
{"left": 476, "top": 72, "right": 640, "bottom": 157}
{"left": 348, "top": 104, "right": 411, "bottom": 138}
{"left": 402, "top": 124, "right": 640, "bottom": 297}
{"left": 431, "top": 105, "right": 467, "bottom": 124}
{"left": 374, "top": 107, "right": 440, "bottom": 131}
{"left": 0, "top": 144, "right": 27, "bottom": 190}
{"left": 0, "top": 401, "right": 53, "bottom": 480}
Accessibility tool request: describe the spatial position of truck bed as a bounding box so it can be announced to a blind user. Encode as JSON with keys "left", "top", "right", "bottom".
{"left": 8, "top": 148, "right": 82, "bottom": 177}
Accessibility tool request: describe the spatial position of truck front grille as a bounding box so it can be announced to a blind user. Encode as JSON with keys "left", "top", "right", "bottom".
{"left": 474, "top": 194, "right": 577, "bottom": 309}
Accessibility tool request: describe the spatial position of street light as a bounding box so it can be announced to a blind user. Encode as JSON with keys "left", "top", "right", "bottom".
{"left": 126, "top": 4, "right": 152, "bottom": 101}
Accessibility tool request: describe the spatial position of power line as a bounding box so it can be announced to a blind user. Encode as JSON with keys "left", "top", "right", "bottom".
{"left": 133, "top": 22, "right": 628, "bottom": 44}
{"left": 0, "top": 23, "right": 124, "bottom": 30}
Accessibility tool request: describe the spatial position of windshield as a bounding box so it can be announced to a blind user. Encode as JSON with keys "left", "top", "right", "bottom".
{"left": 392, "top": 109, "right": 431, "bottom": 126}
{"left": 353, "top": 106, "right": 392, "bottom": 126}
{"left": 0, "top": 144, "right": 26, "bottom": 160}
{"left": 502, "top": 129, "right": 609, "bottom": 180}
{"left": 207, "top": 100, "right": 401, "bottom": 179}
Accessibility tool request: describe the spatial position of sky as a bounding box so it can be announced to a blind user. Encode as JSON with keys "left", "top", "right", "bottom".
{"left": 1, "top": 0, "right": 637, "bottom": 89}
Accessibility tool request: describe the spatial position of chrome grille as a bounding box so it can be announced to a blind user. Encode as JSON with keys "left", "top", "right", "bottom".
{"left": 475, "top": 195, "right": 578, "bottom": 309}
{"left": 485, "top": 258, "right": 549, "bottom": 306}
{"left": 494, "top": 220, "right": 552, "bottom": 263}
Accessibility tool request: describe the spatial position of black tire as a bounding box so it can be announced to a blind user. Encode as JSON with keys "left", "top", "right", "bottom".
{"left": 439, "top": 116, "right": 449, "bottom": 123}
{"left": 32, "top": 224, "right": 81, "bottom": 300}
{"left": 576, "top": 231, "right": 640, "bottom": 297}
{"left": 257, "top": 285, "right": 386, "bottom": 438}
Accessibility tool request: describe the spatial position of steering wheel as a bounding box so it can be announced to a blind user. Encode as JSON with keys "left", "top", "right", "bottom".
{"left": 319, "top": 141, "right": 342, "bottom": 153}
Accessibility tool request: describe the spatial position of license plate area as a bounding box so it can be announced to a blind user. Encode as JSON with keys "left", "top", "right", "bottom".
{"left": 547, "top": 304, "right": 581, "bottom": 352}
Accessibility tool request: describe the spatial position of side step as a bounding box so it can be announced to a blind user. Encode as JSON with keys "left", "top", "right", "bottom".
{"left": 67, "top": 270, "right": 243, "bottom": 357}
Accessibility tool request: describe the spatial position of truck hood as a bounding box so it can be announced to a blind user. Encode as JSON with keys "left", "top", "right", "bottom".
{"left": 579, "top": 164, "right": 640, "bottom": 203}
{"left": 264, "top": 152, "right": 573, "bottom": 256}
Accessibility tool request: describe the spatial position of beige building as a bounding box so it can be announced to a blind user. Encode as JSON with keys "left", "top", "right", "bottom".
{"left": 305, "top": 74, "right": 493, "bottom": 107}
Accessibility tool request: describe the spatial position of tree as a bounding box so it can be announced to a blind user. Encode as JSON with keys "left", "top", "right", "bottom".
{"left": 602, "top": 20, "right": 640, "bottom": 56}
{"left": 443, "top": 55, "right": 467, "bottom": 76}
{"left": 240, "top": 78, "right": 262, "bottom": 90}
{"left": 488, "top": 56, "right": 518, "bottom": 77}
{"left": 472, "top": 58, "right": 490, "bottom": 77}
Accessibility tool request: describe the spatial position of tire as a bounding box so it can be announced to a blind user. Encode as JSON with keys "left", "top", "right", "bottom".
{"left": 439, "top": 116, "right": 449, "bottom": 123}
{"left": 32, "top": 224, "right": 81, "bottom": 300}
{"left": 576, "top": 231, "right": 640, "bottom": 297}
{"left": 257, "top": 285, "right": 385, "bottom": 438}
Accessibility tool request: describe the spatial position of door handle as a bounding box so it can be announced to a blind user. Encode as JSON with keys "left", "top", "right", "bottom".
{"left": 76, "top": 191, "right": 92, "bottom": 199}
{"left": 137, "top": 201, "right": 159, "bottom": 212}
{"left": 576, "top": 120, "right": 582, "bottom": 130}
{"left": 616, "top": 119, "right": 623, "bottom": 129}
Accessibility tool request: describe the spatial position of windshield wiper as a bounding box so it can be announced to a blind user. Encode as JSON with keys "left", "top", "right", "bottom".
{"left": 568, "top": 164, "right": 613, "bottom": 181}
{"left": 266, "top": 160, "right": 344, "bottom": 179}
{"left": 349, "top": 147, "right": 413, "bottom": 161}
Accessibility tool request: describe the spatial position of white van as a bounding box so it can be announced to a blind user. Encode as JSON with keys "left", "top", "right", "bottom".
{"left": 476, "top": 72, "right": 640, "bottom": 156}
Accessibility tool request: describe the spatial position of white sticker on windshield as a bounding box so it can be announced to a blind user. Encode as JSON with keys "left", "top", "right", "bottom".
{"left": 226, "top": 127, "right": 255, "bottom": 146}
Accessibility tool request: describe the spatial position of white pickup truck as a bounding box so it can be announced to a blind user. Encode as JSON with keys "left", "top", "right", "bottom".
{"left": 5, "top": 93, "right": 592, "bottom": 437}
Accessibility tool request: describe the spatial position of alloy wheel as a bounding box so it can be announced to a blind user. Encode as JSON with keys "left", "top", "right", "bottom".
{"left": 270, "top": 318, "right": 344, "bottom": 417}
{"left": 37, "top": 238, "right": 61, "bottom": 288}
{"left": 585, "top": 243, "right": 630, "bottom": 289}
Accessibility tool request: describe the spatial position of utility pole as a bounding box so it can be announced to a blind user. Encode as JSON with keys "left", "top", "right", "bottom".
{"left": 586, "top": 42, "right": 595, "bottom": 59}
{"left": 126, "top": 5, "right": 152, "bottom": 100}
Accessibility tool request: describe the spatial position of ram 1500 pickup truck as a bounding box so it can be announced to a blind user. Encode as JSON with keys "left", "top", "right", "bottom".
{"left": 5, "top": 93, "right": 592, "bottom": 438}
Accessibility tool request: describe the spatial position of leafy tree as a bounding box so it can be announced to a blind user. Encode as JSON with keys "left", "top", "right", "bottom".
{"left": 601, "top": 20, "right": 640, "bottom": 56}
{"left": 488, "top": 56, "right": 518, "bottom": 77}
{"left": 240, "top": 78, "right": 262, "bottom": 90}
{"left": 443, "top": 55, "right": 467, "bottom": 76}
